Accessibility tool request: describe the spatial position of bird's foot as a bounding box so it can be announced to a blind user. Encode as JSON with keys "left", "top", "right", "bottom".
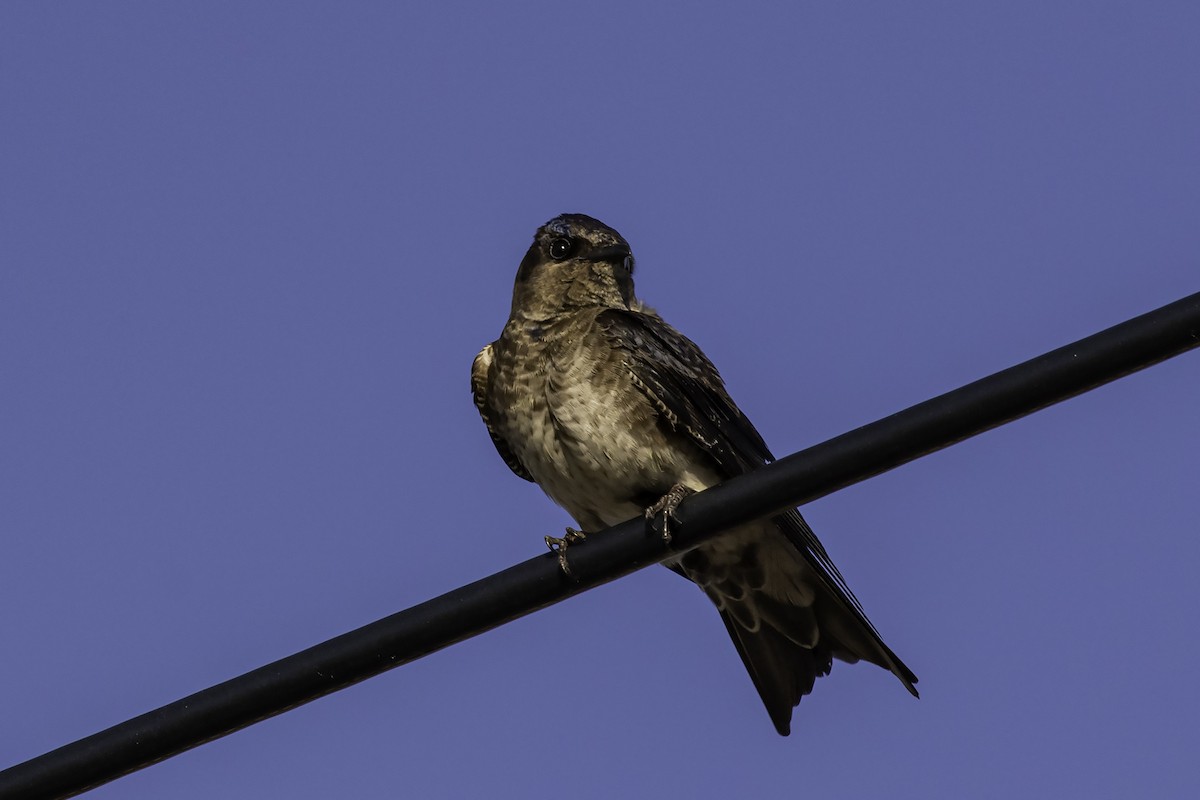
{"left": 545, "top": 527, "right": 588, "bottom": 577}
{"left": 644, "top": 484, "right": 696, "bottom": 544}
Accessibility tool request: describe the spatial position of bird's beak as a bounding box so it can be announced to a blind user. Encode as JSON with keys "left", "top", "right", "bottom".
{"left": 589, "top": 245, "right": 635, "bottom": 273}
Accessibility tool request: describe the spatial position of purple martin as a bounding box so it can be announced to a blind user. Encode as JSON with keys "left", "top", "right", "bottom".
{"left": 472, "top": 213, "right": 917, "bottom": 735}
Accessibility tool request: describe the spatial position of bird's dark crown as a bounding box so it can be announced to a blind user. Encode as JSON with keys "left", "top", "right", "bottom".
{"left": 537, "top": 214, "right": 631, "bottom": 260}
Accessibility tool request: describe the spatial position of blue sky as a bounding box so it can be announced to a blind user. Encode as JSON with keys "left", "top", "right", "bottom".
{"left": 2, "top": 3, "right": 1198, "bottom": 798}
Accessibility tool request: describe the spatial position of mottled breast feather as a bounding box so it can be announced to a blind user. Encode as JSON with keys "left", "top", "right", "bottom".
{"left": 471, "top": 342, "right": 533, "bottom": 482}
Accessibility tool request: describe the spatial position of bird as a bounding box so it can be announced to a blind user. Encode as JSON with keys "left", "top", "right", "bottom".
{"left": 471, "top": 213, "right": 917, "bottom": 735}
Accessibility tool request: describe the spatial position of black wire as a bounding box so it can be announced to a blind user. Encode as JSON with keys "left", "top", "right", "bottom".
{"left": 3, "top": 291, "right": 1198, "bottom": 800}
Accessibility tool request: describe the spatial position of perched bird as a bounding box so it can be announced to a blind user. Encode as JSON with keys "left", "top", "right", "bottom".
{"left": 471, "top": 213, "right": 917, "bottom": 735}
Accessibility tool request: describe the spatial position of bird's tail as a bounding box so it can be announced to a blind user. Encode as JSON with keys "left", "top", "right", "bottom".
{"left": 713, "top": 578, "right": 917, "bottom": 736}
{"left": 683, "top": 511, "right": 917, "bottom": 735}
{"left": 715, "top": 600, "right": 831, "bottom": 736}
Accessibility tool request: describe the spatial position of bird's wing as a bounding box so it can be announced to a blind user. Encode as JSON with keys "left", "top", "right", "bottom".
{"left": 597, "top": 308, "right": 918, "bottom": 695}
{"left": 471, "top": 342, "right": 534, "bottom": 482}
{"left": 595, "top": 308, "right": 773, "bottom": 475}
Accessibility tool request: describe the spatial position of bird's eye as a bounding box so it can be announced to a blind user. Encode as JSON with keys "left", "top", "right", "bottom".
{"left": 548, "top": 238, "right": 573, "bottom": 260}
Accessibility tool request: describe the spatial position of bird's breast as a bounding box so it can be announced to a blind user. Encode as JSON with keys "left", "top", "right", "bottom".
{"left": 490, "top": 324, "right": 711, "bottom": 530}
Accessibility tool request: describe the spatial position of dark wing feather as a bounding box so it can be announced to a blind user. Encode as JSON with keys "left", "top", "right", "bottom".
{"left": 471, "top": 343, "right": 533, "bottom": 482}
{"left": 595, "top": 308, "right": 772, "bottom": 475}
{"left": 598, "top": 309, "right": 918, "bottom": 696}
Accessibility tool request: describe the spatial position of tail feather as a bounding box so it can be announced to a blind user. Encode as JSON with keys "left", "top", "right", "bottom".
{"left": 717, "top": 608, "right": 830, "bottom": 736}
{"left": 717, "top": 588, "right": 916, "bottom": 736}
{"left": 673, "top": 510, "right": 918, "bottom": 735}
{"left": 774, "top": 510, "right": 920, "bottom": 698}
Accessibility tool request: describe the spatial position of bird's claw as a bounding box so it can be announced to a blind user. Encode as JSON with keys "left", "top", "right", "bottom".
{"left": 545, "top": 527, "right": 588, "bottom": 577}
{"left": 644, "top": 483, "right": 695, "bottom": 544}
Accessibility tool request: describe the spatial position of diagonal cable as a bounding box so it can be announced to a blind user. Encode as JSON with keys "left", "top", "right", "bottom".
{"left": 2, "top": 290, "right": 1197, "bottom": 800}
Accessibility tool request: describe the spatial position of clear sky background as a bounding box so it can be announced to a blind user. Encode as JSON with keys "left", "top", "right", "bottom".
{"left": 2, "top": 3, "right": 1198, "bottom": 798}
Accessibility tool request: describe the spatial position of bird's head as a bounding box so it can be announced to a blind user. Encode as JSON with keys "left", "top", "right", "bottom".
{"left": 509, "top": 214, "right": 637, "bottom": 319}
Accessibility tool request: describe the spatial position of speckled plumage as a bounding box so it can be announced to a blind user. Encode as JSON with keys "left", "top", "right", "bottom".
{"left": 472, "top": 214, "right": 917, "bottom": 735}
